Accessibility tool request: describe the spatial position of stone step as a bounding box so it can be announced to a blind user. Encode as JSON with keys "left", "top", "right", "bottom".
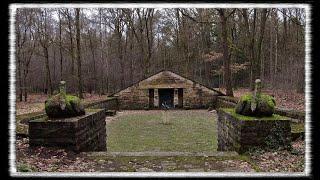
{"left": 85, "top": 151, "right": 238, "bottom": 157}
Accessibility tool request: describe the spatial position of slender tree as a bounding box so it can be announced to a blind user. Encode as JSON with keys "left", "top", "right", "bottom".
{"left": 75, "top": 8, "right": 83, "bottom": 98}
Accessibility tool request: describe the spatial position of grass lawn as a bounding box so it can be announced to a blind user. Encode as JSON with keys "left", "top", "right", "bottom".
{"left": 107, "top": 110, "right": 217, "bottom": 152}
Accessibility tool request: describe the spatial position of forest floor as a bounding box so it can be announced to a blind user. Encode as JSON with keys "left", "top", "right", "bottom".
{"left": 15, "top": 137, "right": 304, "bottom": 173}
{"left": 15, "top": 93, "right": 109, "bottom": 115}
{"left": 217, "top": 88, "right": 305, "bottom": 111}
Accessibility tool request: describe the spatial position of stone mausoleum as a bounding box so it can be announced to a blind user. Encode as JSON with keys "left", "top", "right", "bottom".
{"left": 110, "top": 70, "right": 224, "bottom": 109}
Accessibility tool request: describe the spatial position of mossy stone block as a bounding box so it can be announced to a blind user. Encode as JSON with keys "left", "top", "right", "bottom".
{"left": 235, "top": 93, "right": 276, "bottom": 117}
{"left": 45, "top": 93, "right": 85, "bottom": 118}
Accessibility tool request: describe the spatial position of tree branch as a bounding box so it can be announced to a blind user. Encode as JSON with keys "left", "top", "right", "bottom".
{"left": 178, "top": 9, "right": 216, "bottom": 24}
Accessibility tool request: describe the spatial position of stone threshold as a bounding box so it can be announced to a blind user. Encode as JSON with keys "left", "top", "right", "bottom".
{"left": 85, "top": 151, "right": 238, "bottom": 157}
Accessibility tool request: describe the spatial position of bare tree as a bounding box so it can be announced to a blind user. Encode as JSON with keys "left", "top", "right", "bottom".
{"left": 35, "top": 9, "right": 53, "bottom": 95}
{"left": 75, "top": 8, "right": 83, "bottom": 98}
{"left": 217, "top": 8, "right": 235, "bottom": 96}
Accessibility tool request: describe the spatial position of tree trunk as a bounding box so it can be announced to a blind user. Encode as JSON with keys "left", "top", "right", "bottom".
{"left": 58, "top": 10, "right": 63, "bottom": 81}
{"left": 67, "top": 10, "right": 75, "bottom": 76}
{"left": 269, "top": 9, "right": 273, "bottom": 85}
{"left": 88, "top": 29, "right": 97, "bottom": 92}
{"left": 218, "top": 9, "right": 233, "bottom": 97}
{"left": 242, "top": 9, "right": 256, "bottom": 90}
{"left": 44, "top": 46, "right": 53, "bottom": 95}
{"left": 17, "top": 55, "right": 23, "bottom": 101}
{"left": 75, "top": 8, "right": 83, "bottom": 99}
{"left": 16, "top": 21, "right": 23, "bottom": 101}
{"left": 255, "top": 9, "right": 268, "bottom": 80}
{"left": 250, "top": 10, "right": 257, "bottom": 90}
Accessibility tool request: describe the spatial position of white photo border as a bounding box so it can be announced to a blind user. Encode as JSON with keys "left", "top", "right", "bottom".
{"left": 9, "top": 3, "right": 312, "bottom": 178}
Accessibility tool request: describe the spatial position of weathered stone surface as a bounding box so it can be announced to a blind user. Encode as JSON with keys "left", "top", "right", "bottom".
{"left": 86, "top": 97, "right": 119, "bottom": 110}
{"left": 235, "top": 93, "right": 276, "bottom": 117}
{"left": 113, "top": 70, "right": 222, "bottom": 109}
{"left": 45, "top": 93, "right": 85, "bottom": 118}
{"left": 216, "top": 97, "right": 237, "bottom": 108}
{"left": 45, "top": 81, "right": 85, "bottom": 118}
{"left": 29, "top": 109, "right": 106, "bottom": 152}
{"left": 217, "top": 109, "right": 291, "bottom": 154}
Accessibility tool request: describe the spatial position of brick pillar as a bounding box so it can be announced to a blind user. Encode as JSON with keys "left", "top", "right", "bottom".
{"left": 174, "top": 88, "right": 178, "bottom": 108}
{"left": 154, "top": 89, "right": 159, "bottom": 108}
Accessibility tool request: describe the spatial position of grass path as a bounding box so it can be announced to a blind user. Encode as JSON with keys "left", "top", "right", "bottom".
{"left": 107, "top": 110, "right": 217, "bottom": 152}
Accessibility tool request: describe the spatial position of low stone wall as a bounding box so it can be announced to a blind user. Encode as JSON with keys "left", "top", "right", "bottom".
{"left": 274, "top": 107, "right": 305, "bottom": 121}
{"left": 216, "top": 96, "right": 237, "bottom": 109}
{"left": 216, "top": 96, "right": 305, "bottom": 121}
{"left": 85, "top": 97, "right": 119, "bottom": 110}
{"left": 217, "top": 109, "right": 291, "bottom": 154}
{"left": 29, "top": 109, "right": 106, "bottom": 152}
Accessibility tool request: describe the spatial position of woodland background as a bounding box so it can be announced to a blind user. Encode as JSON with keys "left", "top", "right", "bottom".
{"left": 15, "top": 8, "right": 305, "bottom": 100}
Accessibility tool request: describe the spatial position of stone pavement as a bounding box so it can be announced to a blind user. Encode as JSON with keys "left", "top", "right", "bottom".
{"left": 83, "top": 151, "right": 257, "bottom": 172}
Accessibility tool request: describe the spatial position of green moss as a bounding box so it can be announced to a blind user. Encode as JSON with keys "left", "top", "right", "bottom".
{"left": 65, "top": 95, "right": 79, "bottom": 102}
{"left": 235, "top": 93, "right": 276, "bottom": 117}
{"left": 16, "top": 123, "right": 28, "bottom": 135}
{"left": 239, "top": 93, "right": 253, "bottom": 102}
{"left": 238, "top": 93, "right": 275, "bottom": 109}
{"left": 30, "top": 116, "right": 48, "bottom": 122}
{"left": 291, "top": 122, "right": 305, "bottom": 133}
{"left": 86, "top": 108, "right": 102, "bottom": 113}
{"left": 260, "top": 94, "right": 276, "bottom": 109}
{"left": 17, "top": 163, "right": 37, "bottom": 172}
{"left": 45, "top": 93, "right": 85, "bottom": 118}
{"left": 222, "top": 108, "right": 290, "bottom": 121}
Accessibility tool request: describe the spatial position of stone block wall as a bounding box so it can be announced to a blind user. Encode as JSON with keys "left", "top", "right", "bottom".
{"left": 183, "top": 83, "right": 219, "bottom": 109}
{"left": 217, "top": 109, "right": 291, "bottom": 154}
{"left": 114, "top": 71, "right": 221, "bottom": 109}
{"left": 116, "top": 84, "right": 149, "bottom": 109}
{"left": 29, "top": 109, "right": 106, "bottom": 152}
{"left": 85, "top": 97, "right": 119, "bottom": 111}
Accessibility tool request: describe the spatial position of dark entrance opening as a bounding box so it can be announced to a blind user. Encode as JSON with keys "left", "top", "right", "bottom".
{"left": 158, "top": 88, "right": 174, "bottom": 108}
{"left": 149, "top": 89, "right": 154, "bottom": 108}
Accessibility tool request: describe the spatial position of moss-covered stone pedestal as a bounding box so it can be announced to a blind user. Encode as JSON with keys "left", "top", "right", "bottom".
{"left": 217, "top": 108, "right": 291, "bottom": 154}
{"left": 29, "top": 109, "right": 106, "bottom": 152}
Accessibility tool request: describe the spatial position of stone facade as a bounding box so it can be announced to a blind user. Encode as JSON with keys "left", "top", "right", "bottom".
{"left": 217, "top": 109, "right": 291, "bottom": 154}
{"left": 29, "top": 109, "right": 106, "bottom": 152}
{"left": 112, "top": 70, "right": 222, "bottom": 109}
